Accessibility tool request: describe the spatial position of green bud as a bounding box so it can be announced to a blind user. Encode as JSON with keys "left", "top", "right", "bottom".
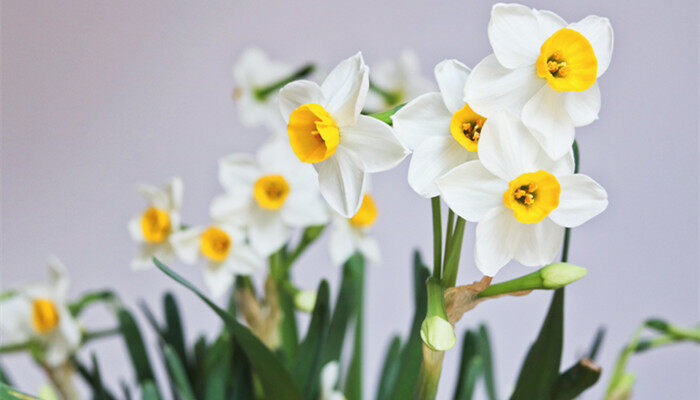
{"left": 541, "top": 262, "right": 587, "bottom": 289}
{"left": 606, "top": 372, "right": 635, "bottom": 400}
{"left": 420, "top": 315, "right": 457, "bottom": 352}
{"left": 294, "top": 289, "right": 317, "bottom": 313}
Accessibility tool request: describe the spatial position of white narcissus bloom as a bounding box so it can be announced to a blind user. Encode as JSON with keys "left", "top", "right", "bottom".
{"left": 169, "top": 224, "right": 263, "bottom": 298}
{"left": 320, "top": 361, "right": 345, "bottom": 400}
{"left": 329, "top": 193, "right": 381, "bottom": 266}
{"left": 393, "top": 59, "right": 486, "bottom": 198}
{"left": 128, "top": 177, "right": 183, "bottom": 270}
{"left": 210, "top": 137, "right": 329, "bottom": 256}
{"left": 364, "top": 49, "right": 434, "bottom": 111}
{"left": 232, "top": 47, "right": 294, "bottom": 131}
{"left": 278, "top": 53, "right": 409, "bottom": 217}
{"left": 437, "top": 111, "right": 608, "bottom": 276}
{"left": 465, "top": 3, "right": 613, "bottom": 159}
{"left": 0, "top": 257, "right": 81, "bottom": 367}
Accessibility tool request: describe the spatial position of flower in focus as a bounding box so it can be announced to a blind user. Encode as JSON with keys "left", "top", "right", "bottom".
{"left": 169, "top": 224, "right": 263, "bottom": 298}
{"left": 329, "top": 193, "right": 380, "bottom": 266}
{"left": 0, "top": 257, "right": 81, "bottom": 367}
{"left": 465, "top": 3, "right": 613, "bottom": 159}
{"left": 364, "top": 49, "right": 434, "bottom": 111}
{"left": 279, "top": 52, "right": 408, "bottom": 217}
{"left": 232, "top": 47, "right": 294, "bottom": 131}
{"left": 437, "top": 111, "right": 608, "bottom": 276}
{"left": 128, "top": 177, "right": 183, "bottom": 270}
{"left": 320, "top": 361, "right": 345, "bottom": 400}
{"left": 393, "top": 59, "right": 485, "bottom": 197}
{"left": 210, "top": 137, "right": 329, "bottom": 256}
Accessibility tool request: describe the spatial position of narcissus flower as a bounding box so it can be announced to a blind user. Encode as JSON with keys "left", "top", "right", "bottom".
{"left": 393, "top": 59, "right": 485, "bottom": 197}
{"left": 279, "top": 53, "right": 408, "bottom": 217}
{"left": 128, "top": 177, "right": 183, "bottom": 270}
{"left": 329, "top": 193, "right": 380, "bottom": 266}
{"left": 437, "top": 111, "right": 608, "bottom": 276}
{"left": 169, "top": 224, "right": 263, "bottom": 298}
{"left": 210, "top": 137, "right": 329, "bottom": 256}
{"left": 320, "top": 361, "right": 345, "bottom": 400}
{"left": 465, "top": 3, "right": 613, "bottom": 159}
{"left": 364, "top": 49, "right": 434, "bottom": 111}
{"left": 0, "top": 257, "right": 81, "bottom": 367}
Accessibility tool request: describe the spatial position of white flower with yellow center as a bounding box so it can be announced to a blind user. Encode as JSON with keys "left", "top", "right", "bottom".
{"left": 169, "top": 224, "right": 263, "bottom": 298}
{"left": 329, "top": 193, "right": 380, "bottom": 266}
{"left": 210, "top": 137, "right": 329, "bottom": 256}
{"left": 364, "top": 49, "right": 434, "bottom": 111}
{"left": 0, "top": 257, "right": 81, "bottom": 367}
{"left": 393, "top": 59, "right": 486, "bottom": 197}
{"left": 128, "top": 177, "right": 183, "bottom": 270}
{"left": 278, "top": 53, "right": 409, "bottom": 217}
{"left": 320, "top": 361, "right": 345, "bottom": 400}
{"left": 464, "top": 3, "right": 613, "bottom": 159}
{"left": 437, "top": 111, "right": 608, "bottom": 276}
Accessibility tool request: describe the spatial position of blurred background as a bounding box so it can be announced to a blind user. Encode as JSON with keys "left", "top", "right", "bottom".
{"left": 1, "top": 0, "right": 698, "bottom": 398}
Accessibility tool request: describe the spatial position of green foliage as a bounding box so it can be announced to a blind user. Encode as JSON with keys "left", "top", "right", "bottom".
{"left": 0, "top": 382, "right": 39, "bottom": 400}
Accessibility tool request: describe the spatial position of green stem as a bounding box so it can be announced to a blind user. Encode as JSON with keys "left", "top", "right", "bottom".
{"left": 284, "top": 225, "right": 326, "bottom": 269}
{"left": 606, "top": 325, "right": 644, "bottom": 396}
{"left": 413, "top": 347, "right": 444, "bottom": 400}
{"left": 253, "top": 63, "right": 316, "bottom": 101}
{"left": 442, "top": 217, "right": 466, "bottom": 288}
{"left": 430, "top": 197, "right": 442, "bottom": 280}
{"left": 367, "top": 103, "right": 405, "bottom": 126}
{"left": 0, "top": 327, "right": 120, "bottom": 354}
{"left": 443, "top": 210, "right": 455, "bottom": 267}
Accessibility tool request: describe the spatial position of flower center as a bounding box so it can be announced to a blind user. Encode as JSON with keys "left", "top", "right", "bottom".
{"left": 350, "top": 194, "right": 378, "bottom": 227}
{"left": 536, "top": 28, "right": 597, "bottom": 92}
{"left": 449, "top": 103, "right": 486, "bottom": 152}
{"left": 140, "top": 207, "right": 171, "bottom": 243}
{"left": 31, "top": 298, "right": 59, "bottom": 334}
{"left": 287, "top": 103, "right": 340, "bottom": 163}
{"left": 503, "top": 171, "right": 561, "bottom": 223}
{"left": 253, "top": 175, "right": 290, "bottom": 210}
{"left": 200, "top": 227, "right": 232, "bottom": 262}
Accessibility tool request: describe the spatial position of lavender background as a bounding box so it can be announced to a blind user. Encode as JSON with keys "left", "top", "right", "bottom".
{"left": 2, "top": 1, "right": 698, "bottom": 399}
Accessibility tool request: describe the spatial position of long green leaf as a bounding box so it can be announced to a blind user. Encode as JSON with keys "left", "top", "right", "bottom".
{"left": 118, "top": 308, "right": 157, "bottom": 387}
{"left": 163, "top": 294, "right": 187, "bottom": 365}
{"left": 587, "top": 327, "right": 605, "bottom": 361}
{"left": 553, "top": 358, "right": 601, "bottom": 400}
{"left": 453, "top": 330, "right": 483, "bottom": 400}
{"left": 510, "top": 288, "right": 564, "bottom": 400}
{"left": 120, "top": 380, "right": 132, "bottom": 400}
{"left": 164, "top": 345, "right": 196, "bottom": 400}
{"left": 230, "top": 339, "right": 253, "bottom": 400}
{"left": 140, "top": 380, "right": 160, "bottom": 400}
{"left": 0, "top": 382, "right": 39, "bottom": 399}
{"left": 72, "top": 357, "right": 118, "bottom": 400}
{"left": 478, "top": 324, "right": 498, "bottom": 400}
{"left": 190, "top": 335, "right": 207, "bottom": 399}
{"left": 0, "top": 362, "right": 12, "bottom": 385}
{"left": 68, "top": 290, "right": 117, "bottom": 316}
{"left": 203, "top": 333, "right": 230, "bottom": 400}
{"left": 153, "top": 258, "right": 304, "bottom": 400}
{"left": 293, "top": 280, "right": 331, "bottom": 398}
{"left": 375, "top": 336, "right": 402, "bottom": 400}
{"left": 345, "top": 255, "right": 366, "bottom": 400}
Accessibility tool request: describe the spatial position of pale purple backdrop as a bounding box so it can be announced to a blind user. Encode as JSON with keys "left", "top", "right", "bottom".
{"left": 1, "top": 1, "right": 698, "bottom": 399}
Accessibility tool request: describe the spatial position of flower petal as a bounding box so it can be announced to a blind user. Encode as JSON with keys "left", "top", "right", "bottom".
{"left": 315, "top": 147, "right": 368, "bottom": 217}
{"left": 409, "top": 136, "right": 475, "bottom": 198}
{"left": 218, "top": 154, "right": 260, "bottom": 193}
{"left": 57, "top": 306, "right": 82, "bottom": 347}
{"left": 209, "top": 194, "right": 252, "bottom": 225}
{"left": 534, "top": 147, "right": 575, "bottom": 176}
{"left": 128, "top": 215, "right": 144, "bottom": 242}
{"left": 488, "top": 3, "right": 542, "bottom": 69}
{"left": 169, "top": 227, "right": 205, "bottom": 265}
{"left": 226, "top": 246, "right": 264, "bottom": 275}
{"left": 535, "top": 9, "right": 567, "bottom": 39}
{"left": 437, "top": 160, "right": 505, "bottom": 221}
{"left": 203, "top": 263, "right": 234, "bottom": 299}
{"left": 478, "top": 110, "right": 540, "bottom": 180}
{"left": 475, "top": 206, "right": 523, "bottom": 276}
{"left": 548, "top": 174, "right": 608, "bottom": 227}
{"left": 137, "top": 184, "right": 169, "bottom": 209}
{"left": 564, "top": 82, "right": 601, "bottom": 127}
{"left": 329, "top": 218, "right": 357, "bottom": 266}
{"left": 248, "top": 207, "right": 290, "bottom": 256}
{"left": 522, "top": 84, "right": 575, "bottom": 160}
{"left": 278, "top": 80, "right": 325, "bottom": 123}
{"left": 340, "top": 115, "right": 408, "bottom": 173}
{"left": 434, "top": 59, "right": 471, "bottom": 113}
{"left": 281, "top": 191, "right": 329, "bottom": 227}
{"left": 514, "top": 219, "right": 565, "bottom": 266}
{"left": 391, "top": 92, "right": 452, "bottom": 150}
{"left": 568, "top": 16, "right": 614, "bottom": 77}
{"left": 358, "top": 236, "right": 381, "bottom": 264}
{"left": 165, "top": 177, "right": 184, "bottom": 211}
{"left": 321, "top": 52, "right": 369, "bottom": 127}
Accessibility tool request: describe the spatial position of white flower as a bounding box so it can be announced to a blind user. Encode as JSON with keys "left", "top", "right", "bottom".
{"left": 364, "top": 49, "right": 434, "bottom": 111}
{"left": 210, "top": 137, "right": 329, "bottom": 256}
{"left": 393, "top": 59, "right": 485, "bottom": 198}
{"left": 320, "top": 361, "right": 345, "bottom": 400}
{"left": 437, "top": 111, "right": 608, "bottom": 276}
{"left": 232, "top": 47, "right": 294, "bottom": 131}
{"left": 329, "top": 193, "right": 380, "bottom": 266}
{"left": 464, "top": 3, "right": 613, "bottom": 159}
{"left": 169, "top": 224, "right": 263, "bottom": 298}
{"left": 278, "top": 52, "right": 409, "bottom": 217}
{"left": 0, "top": 257, "right": 81, "bottom": 367}
{"left": 128, "top": 177, "right": 183, "bottom": 270}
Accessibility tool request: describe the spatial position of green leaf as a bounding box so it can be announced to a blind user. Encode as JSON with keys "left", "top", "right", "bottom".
{"left": 163, "top": 293, "right": 187, "bottom": 366}
{"left": 164, "top": 345, "right": 196, "bottom": 400}
{"left": 140, "top": 380, "right": 160, "bottom": 400}
{"left": 477, "top": 324, "right": 498, "bottom": 400}
{"left": 0, "top": 362, "right": 12, "bottom": 385}
{"left": 120, "top": 380, "right": 132, "bottom": 400}
{"left": 367, "top": 103, "right": 405, "bottom": 126}
{"left": 117, "top": 308, "right": 158, "bottom": 388}
{"left": 375, "top": 336, "right": 402, "bottom": 400}
{"left": 453, "top": 331, "right": 483, "bottom": 400}
{"left": 153, "top": 258, "right": 304, "bottom": 400}
{"left": 510, "top": 288, "right": 565, "bottom": 400}
{"left": 73, "top": 356, "right": 117, "bottom": 400}
{"left": 230, "top": 340, "right": 253, "bottom": 400}
{"left": 587, "top": 327, "right": 606, "bottom": 361}
{"left": 202, "top": 334, "right": 229, "bottom": 400}
{"left": 270, "top": 250, "right": 300, "bottom": 363}
{"left": 190, "top": 335, "right": 207, "bottom": 400}
{"left": 345, "top": 255, "right": 366, "bottom": 400}
{"left": 0, "top": 382, "right": 39, "bottom": 399}
{"left": 553, "top": 358, "right": 601, "bottom": 400}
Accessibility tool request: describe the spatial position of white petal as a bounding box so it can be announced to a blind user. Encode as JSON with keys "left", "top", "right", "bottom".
{"left": 128, "top": 215, "right": 144, "bottom": 242}
{"left": 209, "top": 194, "right": 252, "bottom": 225}
{"left": 409, "top": 136, "right": 475, "bottom": 198}
{"left": 227, "top": 245, "right": 264, "bottom": 274}
{"left": 321, "top": 53, "right": 369, "bottom": 127}
{"left": 391, "top": 92, "right": 452, "bottom": 150}
{"left": 475, "top": 206, "right": 523, "bottom": 276}
{"left": 203, "top": 263, "right": 234, "bottom": 299}
{"left": 357, "top": 236, "right": 381, "bottom": 264}
{"left": 165, "top": 177, "right": 184, "bottom": 211}
{"left": 434, "top": 59, "right": 471, "bottom": 113}
{"left": 514, "top": 219, "right": 565, "bottom": 266}
{"left": 0, "top": 297, "right": 32, "bottom": 343}
{"left": 248, "top": 208, "right": 290, "bottom": 256}
{"left": 329, "top": 218, "right": 357, "bottom": 266}
{"left": 564, "top": 82, "right": 601, "bottom": 127}
{"left": 522, "top": 84, "right": 575, "bottom": 160}
{"left": 46, "top": 257, "right": 69, "bottom": 303}
{"left": 478, "top": 110, "right": 540, "bottom": 180}
{"left": 437, "top": 160, "right": 505, "bottom": 221}
{"left": 321, "top": 361, "right": 340, "bottom": 392}
{"left": 169, "top": 227, "right": 205, "bottom": 265}
{"left": 281, "top": 191, "right": 329, "bottom": 227}
{"left": 57, "top": 307, "right": 81, "bottom": 348}
{"left": 549, "top": 174, "right": 608, "bottom": 227}
{"left": 488, "top": 3, "right": 541, "bottom": 69}
{"left": 534, "top": 147, "right": 575, "bottom": 176}
{"left": 137, "top": 184, "right": 169, "bottom": 209}
{"left": 44, "top": 341, "right": 71, "bottom": 367}
{"left": 218, "top": 154, "right": 259, "bottom": 193}
{"left": 534, "top": 9, "right": 567, "bottom": 40}
{"left": 257, "top": 135, "right": 303, "bottom": 174}
{"left": 568, "top": 16, "right": 614, "bottom": 77}
{"left": 464, "top": 55, "right": 544, "bottom": 117}
{"left": 315, "top": 147, "right": 368, "bottom": 218}
{"left": 340, "top": 115, "right": 408, "bottom": 173}
{"left": 278, "top": 80, "right": 325, "bottom": 123}
{"left": 131, "top": 244, "right": 157, "bottom": 270}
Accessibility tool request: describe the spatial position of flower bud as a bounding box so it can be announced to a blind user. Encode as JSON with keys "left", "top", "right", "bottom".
{"left": 294, "top": 289, "right": 317, "bottom": 313}
{"left": 420, "top": 315, "right": 457, "bottom": 351}
{"left": 541, "top": 263, "right": 587, "bottom": 289}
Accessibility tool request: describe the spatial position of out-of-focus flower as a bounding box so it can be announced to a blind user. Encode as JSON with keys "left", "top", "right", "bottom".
{"left": 365, "top": 50, "right": 434, "bottom": 111}
{"left": 0, "top": 257, "right": 81, "bottom": 367}
{"left": 393, "top": 59, "right": 485, "bottom": 197}
{"left": 320, "top": 361, "right": 345, "bottom": 400}
{"left": 465, "top": 3, "right": 613, "bottom": 159}
{"left": 329, "top": 193, "right": 380, "bottom": 266}
{"left": 437, "top": 111, "right": 608, "bottom": 276}
{"left": 170, "top": 224, "right": 263, "bottom": 298}
{"left": 279, "top": 52, "right": 408, "bottom": 217}
{"left": 128, "top": 177, "right": 183, "bottom": 270}
{"left": 210, "top": 137, "right": 329, "bottom": 256}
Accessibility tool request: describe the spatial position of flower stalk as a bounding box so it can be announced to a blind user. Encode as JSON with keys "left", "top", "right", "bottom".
{"left": 253, "top": 63, "right": 315, "bottom": 101}
{"left": 477, "top": 263, "right": 587, "bottom": 299}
